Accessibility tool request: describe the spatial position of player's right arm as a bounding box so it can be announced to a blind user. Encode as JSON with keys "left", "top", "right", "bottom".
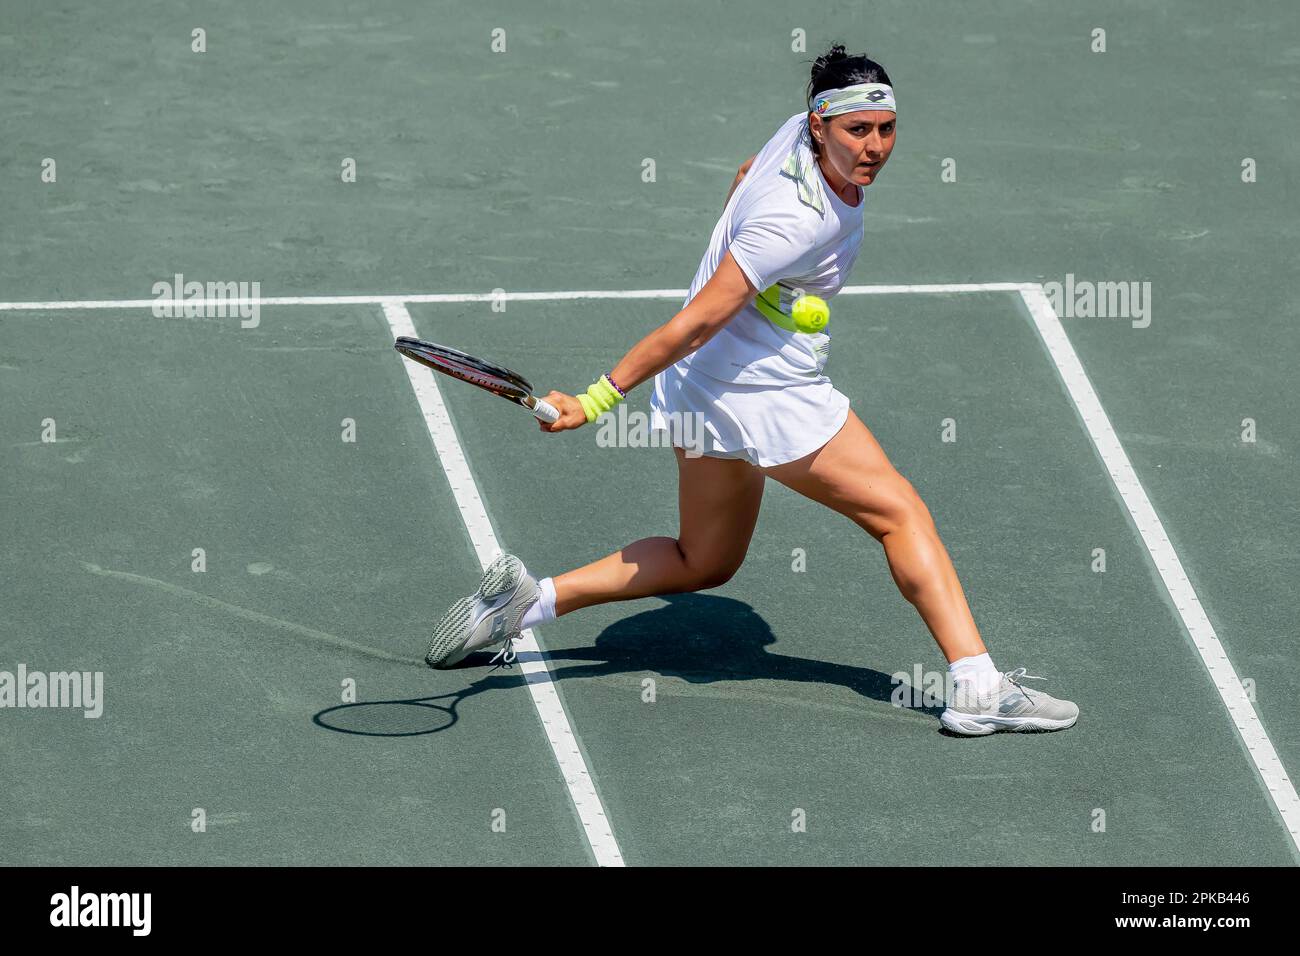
{"left": 538, "top": 253, "right": 757, "bottom": 432}
{"left": 612, "top": 251, "right": 758, "bottom": 387}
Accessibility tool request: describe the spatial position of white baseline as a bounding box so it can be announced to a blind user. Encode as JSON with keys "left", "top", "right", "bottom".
{"left": 0, "top": 282, "right": 1033, "bottom": 312}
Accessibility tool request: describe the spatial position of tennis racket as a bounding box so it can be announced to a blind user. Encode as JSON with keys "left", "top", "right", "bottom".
{"left": 393, "top": 336, "right": 560, "bottom": 424}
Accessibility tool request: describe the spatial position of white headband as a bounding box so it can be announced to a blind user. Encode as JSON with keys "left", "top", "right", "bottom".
{"left": 811, "top": 82, "right": 896, "bottom": 117}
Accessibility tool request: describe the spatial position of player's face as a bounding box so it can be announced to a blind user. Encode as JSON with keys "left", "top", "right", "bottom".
{"left": 812, "top": 111, "right": 896, "bottom": 188}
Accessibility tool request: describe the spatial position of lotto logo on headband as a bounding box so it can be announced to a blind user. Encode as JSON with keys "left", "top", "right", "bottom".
{"left": 865, "top": 89, "right": 889, "bottom": 102}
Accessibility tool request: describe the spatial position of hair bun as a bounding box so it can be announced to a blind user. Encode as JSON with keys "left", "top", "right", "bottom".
{"left": 811, "top": 44, "right": 849, "bottom": 79}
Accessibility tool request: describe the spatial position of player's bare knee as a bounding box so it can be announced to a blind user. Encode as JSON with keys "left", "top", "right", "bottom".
{"left": 681, "top": 553, "right": 742, "bottom": 591}
{"left": 672, "top": 540, "right": 737, "bottom": 592}
{"left": 702, "top": 560, "right": 743, "bottom": 590}
{"left": 857, "top": 478, "right": 924, "bottom": 542}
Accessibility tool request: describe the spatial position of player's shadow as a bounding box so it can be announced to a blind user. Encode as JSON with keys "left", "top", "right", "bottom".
{"left": 313, "top": 592, "right": 941, "bottom": 737}
{"left": 545, "top": 592, "right": 926, "bottom": 708}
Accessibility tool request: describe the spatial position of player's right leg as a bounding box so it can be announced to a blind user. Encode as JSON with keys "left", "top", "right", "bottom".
{"left": 550, "top": 445, "right": 766, "bottom": 615}
{"left": 424, "top": 446, "right": 766, "bottom": 668}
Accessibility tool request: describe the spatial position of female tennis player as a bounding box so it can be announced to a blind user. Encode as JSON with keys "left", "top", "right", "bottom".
{"left": 428, "top": 45, "right": 1078, "bottom": 736}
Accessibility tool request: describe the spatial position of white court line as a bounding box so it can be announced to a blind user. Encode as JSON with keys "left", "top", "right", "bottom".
{"left": 0, "top": 282, "right": 1034, "bottom": 312}
{"left": 1019, "top": 286, "right": 1300, "bottom": 856}
{"left": 381, "top": 300, "right": 624, "bottom": 868}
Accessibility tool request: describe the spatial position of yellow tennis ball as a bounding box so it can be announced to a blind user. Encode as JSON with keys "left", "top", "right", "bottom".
{"left": 791, "top": 294, "right": 830, "bottom": 333}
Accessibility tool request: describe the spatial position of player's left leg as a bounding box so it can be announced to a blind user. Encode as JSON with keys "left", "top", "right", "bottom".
{"left": 763, "top": 410, "right": 1078, "bottom": 735}
{"left": 763, "top": 410, "right": 982, "bottom": 661}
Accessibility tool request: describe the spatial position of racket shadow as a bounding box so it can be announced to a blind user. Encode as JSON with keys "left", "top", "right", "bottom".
{"left": 312, "top": 674, "right": 513, "bottom": 737}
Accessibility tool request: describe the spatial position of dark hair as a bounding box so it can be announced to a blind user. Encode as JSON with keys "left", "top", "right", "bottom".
{"left": 806, "top": 44, "right": 893, "bottom": 154}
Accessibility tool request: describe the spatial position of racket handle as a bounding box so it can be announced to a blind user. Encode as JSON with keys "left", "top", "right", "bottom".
{"left": 530, "top": 396, "right": 560, "bottom": 424}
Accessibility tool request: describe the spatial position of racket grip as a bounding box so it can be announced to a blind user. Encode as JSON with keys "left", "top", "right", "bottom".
{"left": 530, "top": 397, "right": 560, "bottom": 424}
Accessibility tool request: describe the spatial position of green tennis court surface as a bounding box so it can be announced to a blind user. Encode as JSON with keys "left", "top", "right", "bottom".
{"left": 2, "top": 1, "right": 1297, "bottom": 866}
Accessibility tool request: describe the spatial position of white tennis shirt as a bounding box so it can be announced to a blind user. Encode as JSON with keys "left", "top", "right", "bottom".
{"left": 677, "top": 111, "right": 866, "bottom": 386}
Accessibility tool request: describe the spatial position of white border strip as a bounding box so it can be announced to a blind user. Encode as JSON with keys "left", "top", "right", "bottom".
{"left": 0, "top": 282, "right": 1035, "bottom": 312}
{"left": 1019, "top": 286, "right": 1300, "bottom": 853}
{"left": 381, "top": 300, "right": 624, "bottom": 867}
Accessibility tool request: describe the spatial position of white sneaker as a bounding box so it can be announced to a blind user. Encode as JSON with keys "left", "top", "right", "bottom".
{"left": 940, "top": 668, "right": 1079, "bottom": 736}
{"left": 425, "top": 554, "right": 538, "bottom": 669}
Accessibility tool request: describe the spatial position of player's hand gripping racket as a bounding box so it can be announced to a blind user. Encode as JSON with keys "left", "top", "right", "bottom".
{"left": 393, "top": 336, "right": 560, "bottom": 424}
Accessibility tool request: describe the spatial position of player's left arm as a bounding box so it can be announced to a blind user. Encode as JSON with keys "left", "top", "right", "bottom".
{"left": 723, "top": 155, "right": 757, "bottom": 209}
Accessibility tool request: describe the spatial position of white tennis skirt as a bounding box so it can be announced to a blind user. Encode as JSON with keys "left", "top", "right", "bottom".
{"left": 648, "top": 361, "right": 851, "bottom": 468}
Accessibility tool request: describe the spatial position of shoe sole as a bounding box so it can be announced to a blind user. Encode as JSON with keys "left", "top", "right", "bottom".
{"left": 939, "top": 710, "right": 1079, "bottom": 736}
{"left": 426, "top": 555, "right": 528, "bottom": 669}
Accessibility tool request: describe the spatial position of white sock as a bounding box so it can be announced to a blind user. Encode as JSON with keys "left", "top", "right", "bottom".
{"left": 519, "top": 576, "right": 557, "bottom": 630}
{"left": 949, "top": 652, "right": 1001, "bottom": 696}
